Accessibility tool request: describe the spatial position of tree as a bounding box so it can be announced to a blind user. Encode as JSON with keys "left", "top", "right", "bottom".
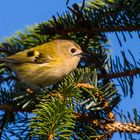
{"left": 0, "top": 0, "right": 139, "bottom": 139}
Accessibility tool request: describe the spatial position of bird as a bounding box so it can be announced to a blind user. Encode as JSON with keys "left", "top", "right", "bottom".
{"left": 0, "top": 39, "right": 83, "bottom": 89}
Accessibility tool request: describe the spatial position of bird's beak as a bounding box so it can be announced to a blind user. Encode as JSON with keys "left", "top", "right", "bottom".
{"left": 78, "top": 52, "right": 89, "bottom": 57}
{"left": 77, "top": 51, "right": 84, "bottom": 57}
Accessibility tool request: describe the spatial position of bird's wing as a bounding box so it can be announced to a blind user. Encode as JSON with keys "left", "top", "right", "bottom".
{"left": 0, "top": 49, "right": 52, "bottom": 64}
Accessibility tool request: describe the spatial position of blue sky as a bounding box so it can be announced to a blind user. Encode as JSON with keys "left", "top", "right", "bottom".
{"left": 0, "top": 0, "right": 139, "bottom": 139}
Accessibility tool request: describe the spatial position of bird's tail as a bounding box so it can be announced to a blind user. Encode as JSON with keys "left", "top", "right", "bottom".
{"left": 0, "top": 58, "right": 16, "bottom": 63}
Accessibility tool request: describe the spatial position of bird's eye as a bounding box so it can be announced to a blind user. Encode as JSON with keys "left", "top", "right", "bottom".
{"left": 70, "top": 48, "right": 76, "bottom": 53}
{"left": 27, "top": 51, "right": 34, "bottom": 57}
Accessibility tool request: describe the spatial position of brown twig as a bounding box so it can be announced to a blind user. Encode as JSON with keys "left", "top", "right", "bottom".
{"left": 100, "top": 68, "right": 140, "bottom": 79}
{"left": 48, "top": 132, "right": 53, "bottom": 140}
{"left": 104, "top": 122, "right": 140, "bottom": 133}
{"left": 55, "top": 26, "right": 140, "bottom": 35}
{"left": 0, "top": 104, "right": 32, "bottom": 112}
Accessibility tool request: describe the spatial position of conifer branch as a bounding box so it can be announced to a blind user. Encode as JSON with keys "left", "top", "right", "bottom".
{"left": 0, "top": 83, "right": 137, "bottom": 137}
{"left": 0, "top": 83, "right": 114, "bottom": 113}
{"left": 104, "top": 122, "right": 140, "bottom": 133}
{"left": 76, "top": 83, "right": 110, "bottom": 109}
{"left": 0, "top": 0, "right": 139, "bottom": 138}
{"left": 74, "top": 112, "right": 140, "bottom": 134}
{"left": 1, "top": 104, "right": 140, "bottom": 135}
{"left": 48, "top": 26, "right": 140, "bottom": 35}
{"left": 100, "top": 68, "right": 140, "bottom": 79}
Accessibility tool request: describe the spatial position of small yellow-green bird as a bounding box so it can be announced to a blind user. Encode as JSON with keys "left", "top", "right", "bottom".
{"left": 0, "top": 39, "right": 82, "bottom": 88}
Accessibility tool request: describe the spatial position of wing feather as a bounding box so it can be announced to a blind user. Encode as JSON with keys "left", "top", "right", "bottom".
{"left": 0, "top": 49, "right": 52, "bottom": 64}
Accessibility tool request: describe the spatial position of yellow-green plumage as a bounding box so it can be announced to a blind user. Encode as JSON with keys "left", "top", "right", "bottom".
{"left": 1, "top": 40, "right": 82, "bottom": 88}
